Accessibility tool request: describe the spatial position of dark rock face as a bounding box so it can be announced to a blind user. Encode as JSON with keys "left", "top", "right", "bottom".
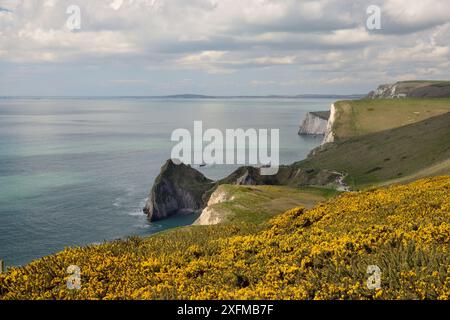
{"left": 143, "top": 160, "right": 214, "bottom": 221}
{"left": 144, "top": 160, "right": 344, "bottom": 222}
{"left": 219, "top": 166, "right": 267, "bottom": 186}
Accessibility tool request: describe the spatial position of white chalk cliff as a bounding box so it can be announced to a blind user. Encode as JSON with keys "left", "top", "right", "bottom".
{"left": 323, "top": 103, "right": 336, "bottom": 144}
{"left": 193, "top": 186, "right": 234, "bottom": 225}
{"left": 298, "top": 111, "right": 330, "bottom": 136}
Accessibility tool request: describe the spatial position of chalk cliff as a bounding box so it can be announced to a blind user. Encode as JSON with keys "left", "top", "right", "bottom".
{"left": 193, "top": 185, "right": 233, "bottom": 225}
{"left": 367, "top": 81, "right": 450, "bottom": 99}
{"left": 298, "top": 111, "right": 330, "bottom": 135}
{"left": 323, "top": 103, "right": 336, "bottom": 144}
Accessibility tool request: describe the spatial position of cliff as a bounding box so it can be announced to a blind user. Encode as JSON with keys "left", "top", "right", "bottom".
{"left": 323, "top": 103, "right": 336, "bottom": 144}
{"left": 143, "top": 164, "right": 269, "bottom": 221}
{"left": 298, "top": 111, "right": 330, "bottom": 135}
{"left": 193, "top": 184, "right": 334, "bottom": 226}
{"left": 300, "top": 111, "right": 450, "bottom": 188}
{"left": 144, "top": 160, "right": 342, "bottom": 221}
{"left": 193, "top": 185, "right": 233, "bottom": 225}
{"left": 367, "top": 81, "right": 450, "bottom": 99}
{"left": 143, "top": 160, "right": 214, "bottom": 221}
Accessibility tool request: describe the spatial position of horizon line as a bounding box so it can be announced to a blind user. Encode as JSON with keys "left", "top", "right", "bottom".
{"left": 0, "top": 93, "right": 366, "bottom": 99}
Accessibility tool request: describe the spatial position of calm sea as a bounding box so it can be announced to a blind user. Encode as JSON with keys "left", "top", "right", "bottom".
{"left": 0, "top": 98, "right": 333, "bottom": 266}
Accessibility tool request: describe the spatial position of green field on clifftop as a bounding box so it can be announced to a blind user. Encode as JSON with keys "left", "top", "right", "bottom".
{"left": 332, "top": 98, "right": 450, "bottom": 141}
{"left": 199, "top": 185, "right": 338, "bottom": 224}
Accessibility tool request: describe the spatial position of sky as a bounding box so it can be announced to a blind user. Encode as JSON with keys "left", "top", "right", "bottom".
{"left": 0, "top": 0, "right": 449, "bottom": 96}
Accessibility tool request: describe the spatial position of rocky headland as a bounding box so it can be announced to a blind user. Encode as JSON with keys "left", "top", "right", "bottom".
{"left": 367, "top": 81, "right": 450, "bottom": 99}
{"left": 143, "top": 160, "right": 214, "bottom": 221}
{"left": 143, "top": 160, "right": 342, "bottom": 222}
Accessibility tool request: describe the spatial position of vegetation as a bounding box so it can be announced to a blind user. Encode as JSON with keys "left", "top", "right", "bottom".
{"left": 331, "top": 99, "right": 450, "bottom": 141}
{"left": 1, "top": 176, "right": 449, "bottom": 300}
{"left": 201, "top": 185, "right": 338, "bottom": 224}
{"left": 297, "top": 111, "right": 450, "bottom": 188}
{"left": 1, "top": 95, "right": 449, "bottom": 300}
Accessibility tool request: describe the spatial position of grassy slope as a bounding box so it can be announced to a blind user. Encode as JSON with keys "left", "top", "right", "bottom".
{"left": 296, "top": 111, "right": 450, "bottom": 188}
{"left": 202, "top": 185, "right": 338, "bottom": 224}
{"left": 1, "top": 176, "right": 449, "bottom": 300}
{"left": 332, "top": 99, "right": 450, "bottom": 141}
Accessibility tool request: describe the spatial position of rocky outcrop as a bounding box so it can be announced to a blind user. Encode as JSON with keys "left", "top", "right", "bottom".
{"left": 367, "top": 81, "right": 450, "bottom": 99}
{"left": 219, "top": 166, "right": 267, "bottom": 186}
{"left": 367, "top": 83, "right": 406, "bottom": 99}
{"left": 298, "top": 111, "right": 330, "bottom": 135}
{"left": 193, "top": 186, "right": 233, "bottom": 226}
{"left": 143, "top": 159, "right": 214, "bottom": 221}
{"left": 143, "top": 163, "right": 268, "bottom": 222}
{"left": 323, "top": 103, "right": 336, "bottom": 144}
{"left": 144, "top": 159, "right": 345, "bottom": 222}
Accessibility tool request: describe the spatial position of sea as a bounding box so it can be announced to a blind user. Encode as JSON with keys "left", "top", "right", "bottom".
{"left": 0, "top": 97, "right": 334, "bottom": 266}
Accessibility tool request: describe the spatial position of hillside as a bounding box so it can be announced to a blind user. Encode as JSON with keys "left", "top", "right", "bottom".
{"left": 1, "top": 176, "right": 449, "bottom": 300}
{"left": 330, "top": 98, "right": 450, "bottom": 141}
{"left": 143, "top": 99, "right": 450, "bottom": 221}
{"left": 297, "top": 111, "right": 450, "bottom": 188}
{"left": 194, "top": 185, "right": 337, "bottom": 225}
{"left": 367, "top": 81, "right": 450, "bottom": 99}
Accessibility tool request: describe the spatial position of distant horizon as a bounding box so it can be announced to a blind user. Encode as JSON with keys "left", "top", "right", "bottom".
{"left": 0, "top": 93, "right": 366, "bottom": 99}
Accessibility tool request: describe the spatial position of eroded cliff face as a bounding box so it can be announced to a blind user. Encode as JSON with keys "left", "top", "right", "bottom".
{"left": 367, "top": 81, "right": 450, "bottom": 99}
{"left": 144, "top": 160, "right": 342, "bottom": 222}
{"left": 143, "top": 160, "right": 214, "bottom": 221}
{"left": 298, "top": 111, "right": 330, "bottom": 135}
{"left": 323, "top": 103, "right": 336, "bottom": 144}
{"left": 367, "top": 83, "right": 405, "bottom": 99}
{"left": 193, "top": 186, "right": 233, "bottom": 225}
{"left": 143, "top": 163, "right": 269, "bottom": 222}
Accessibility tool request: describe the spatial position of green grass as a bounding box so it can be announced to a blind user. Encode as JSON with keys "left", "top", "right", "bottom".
{"left": 199, "top": 184, "right": 337, "bottom": 224}
{"left": 401, "top": 80, "right": 450, "bottom": 86}
{"left": 332, "top": 99, "right": 450, "bottom": 141}
{"left": 296, "top": 111, "right": 450, "bottom": 188}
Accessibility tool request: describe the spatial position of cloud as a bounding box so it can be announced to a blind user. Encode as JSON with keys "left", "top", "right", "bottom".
{"left": 382, "top": 0, "right": 450, "bottom": 34}
{"left": 0, "top": 0, "right": 449, "bottom": 95}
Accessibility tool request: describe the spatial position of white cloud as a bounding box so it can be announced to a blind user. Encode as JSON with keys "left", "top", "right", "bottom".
{"left": 384, "top": 0, "right": 450, "bottom": 28}
{"left": 0, "top": 0, "right": 449, "bottom": 95}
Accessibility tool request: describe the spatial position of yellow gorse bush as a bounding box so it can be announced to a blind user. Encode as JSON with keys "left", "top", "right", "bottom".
{"left": 1, "top": 176, "right": 449, "bottom": 300}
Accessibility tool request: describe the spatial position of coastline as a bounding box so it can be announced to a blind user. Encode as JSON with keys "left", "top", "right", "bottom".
{"left": 0, "top": 97, "right": 332, "bottom": 266}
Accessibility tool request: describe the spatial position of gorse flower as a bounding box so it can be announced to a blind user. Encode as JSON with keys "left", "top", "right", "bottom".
{"left": 1, "top": 176, "right": 449, "bottom": 300}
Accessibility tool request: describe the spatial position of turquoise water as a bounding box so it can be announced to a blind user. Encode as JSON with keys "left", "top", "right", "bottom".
{"left": 0, "top": 98, "right": 333, "bottom": 266}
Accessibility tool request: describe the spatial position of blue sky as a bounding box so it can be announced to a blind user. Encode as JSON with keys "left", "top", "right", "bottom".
{"left": 1, "top": 0, "right": 449, "bottom": 96}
